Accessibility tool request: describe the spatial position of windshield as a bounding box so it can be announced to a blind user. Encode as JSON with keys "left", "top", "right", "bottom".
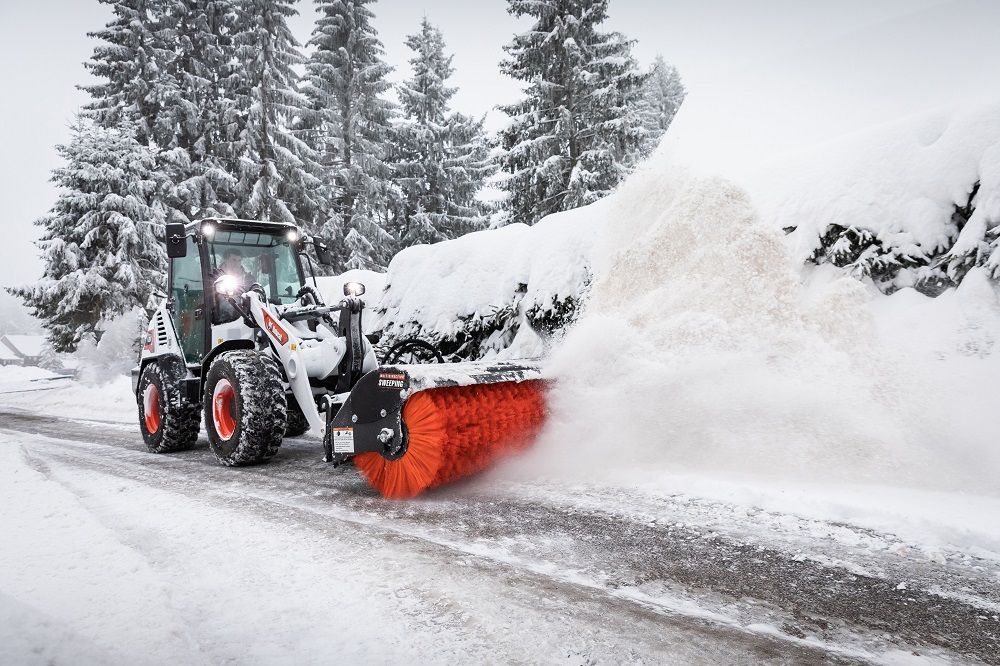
{"left": 207, "top": 230, "right": 303, "bottom": 305}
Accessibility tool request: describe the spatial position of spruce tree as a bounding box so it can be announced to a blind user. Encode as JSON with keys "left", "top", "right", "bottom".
{"left": 80, "top": 0, "right": 239, "bottom": 223}
{"left": 154, "top": 0, "right": 240, "bottom": 223}
{"left": 7, "top": 120, "right": 167, "bottom": 352}
{"left": 81, "top": 0, "right": 167, "bottom": 147}
{"left": 636, "top": 54, "right": 686, "bottom": 160}
{"left": 229, "top": 0, "right": 325, "bottom": 225}
{"left": 304, "top": 0, "right": 399, "bottom": 271}
{"left": 496, "top": 0, "right": 647, "bottom": 225}
{"left": 393, "top": 18, "right": 493, "bottom": 246}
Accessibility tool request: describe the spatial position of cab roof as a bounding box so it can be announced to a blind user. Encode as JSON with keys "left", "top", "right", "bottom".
{"left": 184, "top": 217, "right": 300, "bottom": 234}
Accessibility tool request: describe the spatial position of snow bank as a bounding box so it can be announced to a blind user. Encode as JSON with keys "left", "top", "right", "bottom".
{"left": 0, "top": 365, "right": 59, "bottom": 387}
{"left": 375, "top": 205, "right": 603, "bottom": 359}
{"left": 0, "top": 367, "right": 135, "bottom": 424}
{"left": 378, "top": 98, "right": 1000, "bottom": 359}
{"left": 750, "top": 97, "right": 1000, "bottom": 293}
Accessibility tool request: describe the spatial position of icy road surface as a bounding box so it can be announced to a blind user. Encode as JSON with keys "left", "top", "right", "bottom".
{"left": 1, "top": 408, "right": 998, "bottom": 665}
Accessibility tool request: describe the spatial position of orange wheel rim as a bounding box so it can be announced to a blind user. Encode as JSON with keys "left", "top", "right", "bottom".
{"left": 143, "top": 384, "right": 161, "bottom": 434}
{"left": 213, "top": 379, "right": 237, "bottom": 440}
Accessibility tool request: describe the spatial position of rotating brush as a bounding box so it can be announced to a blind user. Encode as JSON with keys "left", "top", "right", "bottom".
{"left": 354, "top": 380, "right": 546, "bottom": 499}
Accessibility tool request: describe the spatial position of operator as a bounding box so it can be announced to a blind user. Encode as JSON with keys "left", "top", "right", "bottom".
{"left": 217, "top": 248, "right": 254, "bottom": 284}
{"left": 212, "top": 248, "right": 255, "bottom": 323}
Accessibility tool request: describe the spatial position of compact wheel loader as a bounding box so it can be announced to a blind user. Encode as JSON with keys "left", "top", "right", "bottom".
{"left": 133, "top": 218, "right": 546, "bottom": 498}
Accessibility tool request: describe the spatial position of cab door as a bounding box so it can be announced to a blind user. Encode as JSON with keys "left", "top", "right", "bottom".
{"left": 170, "top": 235, "right": 207, "bottom": 365}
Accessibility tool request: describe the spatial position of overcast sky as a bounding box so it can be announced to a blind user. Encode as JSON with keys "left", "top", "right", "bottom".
{"left": 1, "top": 0, "right": 995, "bottom": 292}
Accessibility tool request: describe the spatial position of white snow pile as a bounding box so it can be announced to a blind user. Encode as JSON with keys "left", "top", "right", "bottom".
{"left": 0, "top": 365, "right": 136, "bottom": 423}
{"left": 71, "top": 308, "right": 148, "bottom": 384}
{"left": 374, "top": 207, "right": 602, "bottom": 359}
{"left": 0, "top": 309, "right": 143, "bottom": 423}
{"left": 375, "top": 98, "right": 1000, "bottom": 358}
{"left": 749, "top": 97, "right": 1000, "bottom": 294}
{"left": 374, "top": 95, "right": 1000, "bottom": 498}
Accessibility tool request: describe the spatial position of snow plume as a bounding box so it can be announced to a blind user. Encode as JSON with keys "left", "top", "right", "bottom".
{"left": 528, "top": 168, "right": 990, "bottom": 493}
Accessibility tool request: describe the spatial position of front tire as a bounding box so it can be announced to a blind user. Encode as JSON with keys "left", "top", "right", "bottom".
{"left": 137, "top": 357, "right": 201, "bottom": 453}
{"left": 203, "top": 350, "right": 287, "bottom": 466}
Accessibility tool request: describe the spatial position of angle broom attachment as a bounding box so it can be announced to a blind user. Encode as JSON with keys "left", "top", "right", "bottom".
{"left": 354, "top": 380, "right": 546, "bottom": 499}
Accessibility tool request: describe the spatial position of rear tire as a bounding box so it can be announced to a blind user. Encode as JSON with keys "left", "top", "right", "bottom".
{"left": 284, "top": 396, "right": 310, "bottom": 438}
{"left": 137, "top": 357, "right": 201, "bottom": 453}
{"left": 203, "top": 350, "right": 286, "bottom": 466}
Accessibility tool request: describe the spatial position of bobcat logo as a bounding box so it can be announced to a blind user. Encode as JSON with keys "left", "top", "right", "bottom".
{"left": 261, "top": 311, "right": 289, "bottom": 346}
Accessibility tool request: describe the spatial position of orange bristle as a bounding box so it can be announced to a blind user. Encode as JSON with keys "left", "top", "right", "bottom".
{"left": 354, "top": 380, "right": 546, "bottom": 499}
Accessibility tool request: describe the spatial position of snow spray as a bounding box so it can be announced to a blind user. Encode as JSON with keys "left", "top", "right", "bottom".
{"left": 519, "top": 167, "right": 992, "bottom": 493}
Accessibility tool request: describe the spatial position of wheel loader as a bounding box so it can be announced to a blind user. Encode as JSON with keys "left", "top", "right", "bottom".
{"left": 133, "top": 217, "right": 546, "bottom": 498}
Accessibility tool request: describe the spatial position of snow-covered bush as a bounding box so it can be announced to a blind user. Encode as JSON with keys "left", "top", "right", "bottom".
{"left": 37, "top": 344, "right": 66, "bottom": 372}
{"left": 752, "top": 98, "right": 1000, "bottom": 294}
{"left": 374, "top": 205, "right": 601, "bottom": 360}
{"left": 75, "top": 308, "right": 148, "bottom": 385}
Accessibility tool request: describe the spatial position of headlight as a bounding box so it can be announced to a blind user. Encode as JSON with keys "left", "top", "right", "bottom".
{"left": 287, "top": 230, "right": 299, "bottom": 242}
{"left": 201, "top": 222, "right": 215, "bottom": 237}
{"left": 343, "top": 281, "right": 366, "bottom": 297}
{"left": 215, "top": 274, "right": 240, "bottom": 295}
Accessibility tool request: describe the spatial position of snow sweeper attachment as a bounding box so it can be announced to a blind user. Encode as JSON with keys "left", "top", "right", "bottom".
{"left": 324, "top": 361, "right": 547, "bottom": 499}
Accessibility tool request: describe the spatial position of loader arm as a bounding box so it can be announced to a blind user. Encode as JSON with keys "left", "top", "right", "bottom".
{"left": 245, "top": 293, "right": 338, "bottom": 437}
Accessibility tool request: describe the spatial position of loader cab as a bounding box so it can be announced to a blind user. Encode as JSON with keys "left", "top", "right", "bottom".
{"left": 167, "top": 218, "right": 308, "bottom": 367}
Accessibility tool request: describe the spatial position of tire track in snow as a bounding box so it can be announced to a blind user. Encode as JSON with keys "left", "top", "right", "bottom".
{"left": 8, "top": 430, "right": 868, "bottom": 666}
{"left": 8, "top": 414, "right": 996, "bottom": 665}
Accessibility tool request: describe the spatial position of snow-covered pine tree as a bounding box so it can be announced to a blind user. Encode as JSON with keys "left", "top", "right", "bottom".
{"left": 81, "top": 0, "right": 167, "bottom": 147}
{"left": 496, "top": 0, "right": 647, "bottom": 226}
{"left": 7, "top": 119, "right": 167, "bottom": 352}
{"left": 304, "top": 0, "right": 399, "bottom": 271}
{"left": 229, "top": 0, "right": 325, "bottom": 226}
{"left": 80, "top": 0, "right": 238, "bottom": 222}
{"left": 153, "top": 0, "right": 240, "bottom": 223}
{"left": 636, "top": 54, "right": 686, "bottom": 161}
{"left": 393, "top": 17, "right": 493, "bottom": 246}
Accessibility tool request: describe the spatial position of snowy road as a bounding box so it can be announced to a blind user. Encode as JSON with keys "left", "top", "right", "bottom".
{"left": 1, "top": 408, "right": 998, "bottom": 665}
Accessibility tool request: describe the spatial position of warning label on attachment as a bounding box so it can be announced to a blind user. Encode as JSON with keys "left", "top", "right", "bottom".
{"left": 332, "top": 428, "right": 354, "bottom": 453}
